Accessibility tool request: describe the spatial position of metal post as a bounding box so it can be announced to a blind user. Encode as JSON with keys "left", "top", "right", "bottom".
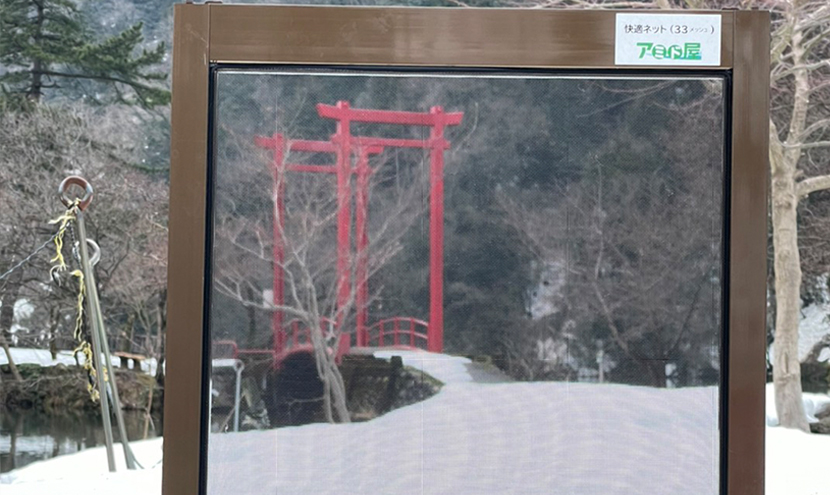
{"left": 76, "top": 210, "right": 138, "bottom": 470}
{"left": 74, "top": 210, "right": 117, "bottom": 472}
{"left": 60, "top": 176, "right": 138, "bottom": 471}
{"left": 233, "top": 360, "right": 245, "bottom": 432}
{"left": 91, "top": 290, "right": 139, "bottom": 469}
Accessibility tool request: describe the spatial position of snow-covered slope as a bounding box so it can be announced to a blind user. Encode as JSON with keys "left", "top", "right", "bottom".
{"left": 1, "top": 352, "right": 827, "bottom": 495}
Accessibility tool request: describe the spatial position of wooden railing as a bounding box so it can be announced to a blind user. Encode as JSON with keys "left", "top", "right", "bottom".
{"left": 367, "top": 317, "right": 429, "bottom": 349}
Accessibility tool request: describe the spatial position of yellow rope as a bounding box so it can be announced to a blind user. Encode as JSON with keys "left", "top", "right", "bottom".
{"left": 68, "top": 269, "right": 100, "bottom": 402}
{"left": 48, "top": 201, "right": 79, "bottom": 279}
{"left": 49, "top": 203, "right": 101, "bottom": 403}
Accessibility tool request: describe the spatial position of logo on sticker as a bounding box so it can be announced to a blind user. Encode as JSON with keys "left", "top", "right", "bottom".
{"left": 636, "top": 42, "right": 702, "bottom": 61}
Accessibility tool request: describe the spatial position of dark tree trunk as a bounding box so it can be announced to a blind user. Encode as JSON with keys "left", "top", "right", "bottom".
{"left": 642, "top": 359, "right": 668, "bottom": 388}
{"left": 155, "top": 289, "right": 167, "bottom": 383}
{"left": 27, "top": 1, "right": 47, "bottom": 102}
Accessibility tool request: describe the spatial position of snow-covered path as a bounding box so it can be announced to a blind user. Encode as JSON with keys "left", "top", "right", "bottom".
{"left": 209, "top": 383, "right": 718, "bottom": 494}
{"left": 1, "top": 351, "right": 827, "bottom": 494}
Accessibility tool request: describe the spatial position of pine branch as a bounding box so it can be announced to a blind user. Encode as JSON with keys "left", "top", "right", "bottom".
{"left": 35, "top": 69, "right": 169, "bottom": 107}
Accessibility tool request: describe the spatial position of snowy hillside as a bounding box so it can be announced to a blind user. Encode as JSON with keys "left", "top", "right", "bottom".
{"left": 1, "top": 352, "right": 828, "bottom": 494}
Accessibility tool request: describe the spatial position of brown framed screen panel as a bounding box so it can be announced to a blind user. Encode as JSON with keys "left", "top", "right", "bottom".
{"left": 164, "top": 4, "right": 209, "bottom": 495}
{"left": 165, "top": 6, "right": 769, "bottom": 495}
{"left": 727, "top": 10, "right": 769, "bottom": 495}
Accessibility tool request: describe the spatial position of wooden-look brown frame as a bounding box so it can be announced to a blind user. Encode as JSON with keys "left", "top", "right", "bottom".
{"left": 165, "top": 5, "right": 769, "bottom": 495}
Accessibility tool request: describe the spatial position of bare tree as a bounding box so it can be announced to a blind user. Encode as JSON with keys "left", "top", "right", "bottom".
{"left": 0, "top": 105, "right": 168, "bottom": 382}
{"left": 212, "top": 133, "right": 428, "bottom": 423}
{"left": 105, "top": 205, "right": 168, "bottom": 366}
{"left": 499, "top": 87, "right": 724, "bottom": 387}
{"left": 507, "top": 0, "right": 830, "bottom": 432}
{"left": 762, "top": 0, "right": 830, "bottom": 431}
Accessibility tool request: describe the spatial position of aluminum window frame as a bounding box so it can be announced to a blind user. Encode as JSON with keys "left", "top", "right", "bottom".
{"left": 165, "top": 5, "right": 769, "bottom": 494}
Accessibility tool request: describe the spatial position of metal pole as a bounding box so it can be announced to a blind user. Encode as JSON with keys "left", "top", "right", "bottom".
{"left": 60, "top": 175, "right": 139, "bottom": 471}
{"left": 91, "top": 284, "right": 139, "bottom": 468}
{"left": 79, "top": 217, "right": 138, "bottom": 469}
{"left": 233, "top": 360, "right": 245, "bottom": 432}
{"left": 74, "top": 210, "right": 117, "bottom": 472}
{"left": 76, "top": 212, "right": 138, "bottom": 469}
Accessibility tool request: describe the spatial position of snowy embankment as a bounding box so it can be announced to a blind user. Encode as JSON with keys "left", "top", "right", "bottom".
{"left": 0, "top": 347, "right": 158, "bottom": 375}
{"left": 2, "top": 351, "right": 828, "bottom": 494}
{"left": 766, "top": 382, "right": 830, "bottom": 426}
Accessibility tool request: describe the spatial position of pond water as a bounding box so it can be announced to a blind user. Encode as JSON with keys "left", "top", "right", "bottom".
{"left": 0, "top": 408, "right": 161, "bottom": 473}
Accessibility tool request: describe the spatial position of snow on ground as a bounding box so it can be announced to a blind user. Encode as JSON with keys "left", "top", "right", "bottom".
{"left": 0, "top": 347, "right": 158, "bottom": 375}
{"left": 766, "top": 427, "right": 829, "bottom": 495}
{"left": 768, "top": 301, "right": 830, "bottom": 363}
{"left": 0, "top": 437, "right": 163, "bottom": 494}
{"left": 1, "top": 351, "right": 828, "bottom": 494}
{"left": 372, "top": 349, "right": 482, "bottom": 383}
{"left": 766, "top": 383, "right": 830, "bottom": 426}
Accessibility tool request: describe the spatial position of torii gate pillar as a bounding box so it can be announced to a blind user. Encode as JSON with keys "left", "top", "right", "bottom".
{"left": 428, "top": 106, "right": 446, "bottom": 353}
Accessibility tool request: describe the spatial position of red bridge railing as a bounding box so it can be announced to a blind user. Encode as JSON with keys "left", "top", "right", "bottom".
{"left": 213, "top": 316, "right": 429, "bottom": 369}
{"left": 367, "top": 317, "right": 429, "bottom": 349}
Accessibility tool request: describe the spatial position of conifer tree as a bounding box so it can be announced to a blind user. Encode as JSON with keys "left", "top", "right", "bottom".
{"left": 0, "top": 0, "right": 168, "bottom": 108}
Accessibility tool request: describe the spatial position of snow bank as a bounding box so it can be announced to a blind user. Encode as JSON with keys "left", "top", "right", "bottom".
{"left": 766, "top": 428, "right": 830, "bottom": 495}
{"left": 372, "top": 349, "right": 479, "bottom": 383}
{"left": 0, "top": 347, "right": 158, "bottom": 375}
{"left": 0, "top": 438, "right": 163, "bottom": 494}
{"left": 2, "top": 356, "right": 829, "bottom": 495}
{"left": 765, "top": 383, "right": 830, "bottom": 426}
{"left": 208, "top": 382, "right": 719, "bottom": 495}
{"left": 5, "top": 423, "right": 826, "bottom": 495}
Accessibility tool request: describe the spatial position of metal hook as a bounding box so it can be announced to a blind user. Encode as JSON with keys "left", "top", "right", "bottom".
{"left": 87, "top": 239, "right": 101, "bottom": 267}
{"left": 58, "top": 176, "right": 94, "bottom": 211}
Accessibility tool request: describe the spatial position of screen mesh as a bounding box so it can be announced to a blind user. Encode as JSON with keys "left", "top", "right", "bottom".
{"left": 206, "top": 69, "right": 725, "bottom": 494}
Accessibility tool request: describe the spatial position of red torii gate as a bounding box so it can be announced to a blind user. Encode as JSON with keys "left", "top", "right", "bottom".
{"left": 257, "top": 101, "right": 463, "bottom": 359}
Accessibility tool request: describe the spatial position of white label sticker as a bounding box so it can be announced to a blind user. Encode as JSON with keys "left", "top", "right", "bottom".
{"left": 615, "top": 14, "right": 722, "bottom": 66}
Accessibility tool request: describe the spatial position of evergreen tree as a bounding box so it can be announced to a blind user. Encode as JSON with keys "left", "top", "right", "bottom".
{"left": 0, "top": 0, "right": 168, "bottom": 109}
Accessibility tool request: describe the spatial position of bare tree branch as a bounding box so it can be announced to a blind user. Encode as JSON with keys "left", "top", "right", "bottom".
{"left": 796, "top": 174, "right": 830, "bottom": 199}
